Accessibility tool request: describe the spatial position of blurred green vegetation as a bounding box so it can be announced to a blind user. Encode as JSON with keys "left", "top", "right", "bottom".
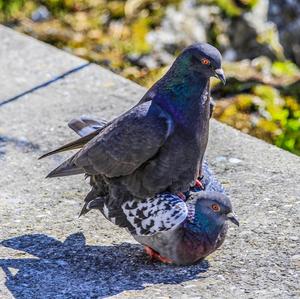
{"left": 0, "top": 0, "right": 299, "bottom": 155}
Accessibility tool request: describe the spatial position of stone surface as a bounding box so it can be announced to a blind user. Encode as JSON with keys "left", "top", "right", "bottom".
{"left": 0, "top": 25, "right": 87, "bottom": 103}
{"left": 0, "top": 27, "right": 299, "bottom": 298}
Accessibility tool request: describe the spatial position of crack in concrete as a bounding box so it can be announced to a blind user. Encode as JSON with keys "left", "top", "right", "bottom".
{"left": 0, "top": 62, "right": 91, "bottom": 107}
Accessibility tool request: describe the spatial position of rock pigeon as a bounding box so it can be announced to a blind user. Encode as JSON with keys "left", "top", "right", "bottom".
{"left": 40, "top": 43, "right": 225, "bottom": 202}
{"left": 83, "top": 161, "right": 239, "bottom": 266}
{"left": 60, "top": 116, "right": 238, "bottom": 266}
{"left": 137, "top": 191, "right": 238, "bottom": 265}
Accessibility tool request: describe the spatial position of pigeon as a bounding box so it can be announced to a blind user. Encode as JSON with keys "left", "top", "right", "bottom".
{"left": 40, "top": 43, "right": 225, "bottom": 202}
{"left": 136, "top": 191, "right": 238, "bottom": 265}
{"left": 62, "top": 116, "right": 238, "bottom": 266}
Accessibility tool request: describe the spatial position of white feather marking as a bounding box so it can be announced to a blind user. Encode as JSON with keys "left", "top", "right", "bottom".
{"left": 158, "top": 109, "right": 174, "bottom": 139}
{"left": 78, "top": 127, "right": 96, "bottom": 137}
{"left": 165, "top": 116, "right": 174, "bottom": 138}
{"left": 141, "top": 217, "right": 152, "bottom": 229}
{"left": 103, "top": 204, "right": 109, "bottom": 219}
{"left": 202, "top": 90, "right": 209, "bottom": 104}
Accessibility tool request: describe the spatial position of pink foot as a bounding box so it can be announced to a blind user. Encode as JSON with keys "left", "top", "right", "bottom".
{"left": 144, "top": 246, "right": 173, "bottom": 264}
{"left": 195, "top": 178, "right": 204, "bottom": 190}
{"left": 177, "top": 192, "right": 186, "bottom": 201}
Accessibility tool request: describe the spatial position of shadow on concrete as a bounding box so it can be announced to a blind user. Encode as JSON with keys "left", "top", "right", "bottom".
{"left": 0, "top": 135, "right": 40, "bottom": 158}
{"left": 0, "top": 233, "right": 209, "bottom": 298}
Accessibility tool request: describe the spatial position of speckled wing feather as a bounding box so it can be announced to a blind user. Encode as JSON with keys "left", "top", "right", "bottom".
{"left": 87, "top": 193, "right": 188, "bottom": 236}
{"left": 47, "top": 101, "right": 173, "bottom": 178}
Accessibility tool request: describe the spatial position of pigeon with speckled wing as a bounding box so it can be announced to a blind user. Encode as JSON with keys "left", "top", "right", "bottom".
{"left": 83, "top": 175, "right": 239, "bottom": 266}
{"left": 84, "top": 164, "right": 239, "bottom": 265}
{"left": 135, "top": 192, "right": 238, "bottom": 265}
{"left": 40, "top": 43, "right": 225, "bottom": 201}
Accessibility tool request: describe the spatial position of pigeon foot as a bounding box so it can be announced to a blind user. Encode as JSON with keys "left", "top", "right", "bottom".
{"left": 144, "top": 246, "right": 173, "bottom": 264}
{"left": 177, "top": 192, "right": 187, "bottom": 201}
{"left": 195, "top": 178, "right": 205, "bottom": 190}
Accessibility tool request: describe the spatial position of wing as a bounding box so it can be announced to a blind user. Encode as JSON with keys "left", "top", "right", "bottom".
{"left": 77, "top": 188, "right": 187, "bottom": 236}
{"left": 47, "top": 102, "right": 173, "bottom": 178}
{"left": 96, "top": 193, "right": 187, "bottom": 236}
{"left": 40, "top": 87, "right": 159, "bottom": 159}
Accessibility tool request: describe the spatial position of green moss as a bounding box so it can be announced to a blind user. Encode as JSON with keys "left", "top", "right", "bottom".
{"left": 107, "top": 1, "right": 125, "bottom": 19}
{"left": 272, "top": 61, "right": 300, "bottom": 77}
{"left": 256, "top": 26, "right": 285, "bottom": 60}
{"left": 214, "top": 0, "right": 241, "bottom": 17}
{"left": 0, "top": 0, "right": 26, "bottom": 21}
{"left": 130, "top": 17, "right": 151, "bottom": 54}
{"left": 207, "top": 0, "right": 258, "bottom": 17}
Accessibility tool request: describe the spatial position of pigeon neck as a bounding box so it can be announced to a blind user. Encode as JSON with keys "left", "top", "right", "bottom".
{"left": 185, "top": 214, "right": 223, "bottom": 243}
{"left": 153, "top": 65, "right": 211, "bottom": 126}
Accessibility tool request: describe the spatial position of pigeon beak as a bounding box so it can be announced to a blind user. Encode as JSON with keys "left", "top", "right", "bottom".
{"left": 226, "top": 212, "right": 239, "bottom": 226}
{"left": 214, "top": 68, "right": 226, "bottom": 85}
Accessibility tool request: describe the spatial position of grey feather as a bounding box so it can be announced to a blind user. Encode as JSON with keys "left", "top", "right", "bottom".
{"left": 68, "top": 116, "right": 108, "bottom": 137}
{"left": 46, "top": 155, "right": 84, "bottom": 177}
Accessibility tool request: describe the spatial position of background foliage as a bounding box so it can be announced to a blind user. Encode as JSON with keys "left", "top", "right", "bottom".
{"left": 0, "top": 0, "right": 299, "bottom": 155}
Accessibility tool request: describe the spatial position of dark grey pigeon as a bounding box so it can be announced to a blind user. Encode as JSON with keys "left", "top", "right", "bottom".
{"left": 40, "top": 43, "right": 225, "bottom": 201}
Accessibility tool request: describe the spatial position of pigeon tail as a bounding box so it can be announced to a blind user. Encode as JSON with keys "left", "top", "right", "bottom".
{"left": 39, "top": 117, "right": 108, "bottom": 160}
{"left": 46, "top": 155, "right": 84, "bottom": 178}
{"left": 39, "top": 132, "right": 98, "bottom": 160}
{"left": 79, "top": 189, "right": 100, "bottom": 217}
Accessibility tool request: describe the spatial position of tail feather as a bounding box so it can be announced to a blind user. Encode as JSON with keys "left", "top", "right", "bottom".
{"left": 79, "top": 188, "right": 103, "bottom": 217}
{"left": 39, "top": 131, "right": 98, "bottom": 160}
{"left": 46, "top": 155, "right": 84, "bottom": 178}
{"left": 79, "top": 189, "right": 96, "bottom": 217}
{"left": 68, "top": 116, "right": 108, "bottom": 137}
{"left": 39, "top": 116, "right": 109, "bottom": 160}
{"left": 42, "top": 116, "right": 110, "bottom": 179}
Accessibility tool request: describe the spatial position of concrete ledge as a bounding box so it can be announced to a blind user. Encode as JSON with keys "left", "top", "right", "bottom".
{"left": 0, "top": 26, "right": 299, "bottom": 298}
{"left": 0, "top": 25, "right": 88, "bottom": 103}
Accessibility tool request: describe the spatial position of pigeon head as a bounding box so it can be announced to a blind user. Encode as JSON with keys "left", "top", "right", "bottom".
{"left": 175, "top": 43, "right": 226, "bottom": 84}
{"left": 189, "top": 191, "right": 239, "bottom": 233}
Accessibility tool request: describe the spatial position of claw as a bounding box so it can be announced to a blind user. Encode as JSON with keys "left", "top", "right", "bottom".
{"left": 144, "top": 246, "right": 173, "bottom": 264}
{"left": 177, "top": 192, "right": 187, "bottom": 201}
{"left": 195, "top": 178, "right": 205, "bottom": 190}
{"left": 144, "top": 246, "right": 155, "bottom": 258}
{"left": 156, "top": 254, "right": 173, "bottom": 264}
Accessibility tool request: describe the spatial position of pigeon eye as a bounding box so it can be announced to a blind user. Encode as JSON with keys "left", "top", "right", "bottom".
{"left": 201, "top": 58, "right": 210, "bottom": 65}
{"left": 211, "top": 204, "right": 220, "bottom": 212}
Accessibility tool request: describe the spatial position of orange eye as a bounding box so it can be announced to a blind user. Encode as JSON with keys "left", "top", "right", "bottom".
{"left": 212, "top": 204, "right": 220, "bottom": 212}
{"left": 201, "top": 58, "right": 210, "bottom": 65}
